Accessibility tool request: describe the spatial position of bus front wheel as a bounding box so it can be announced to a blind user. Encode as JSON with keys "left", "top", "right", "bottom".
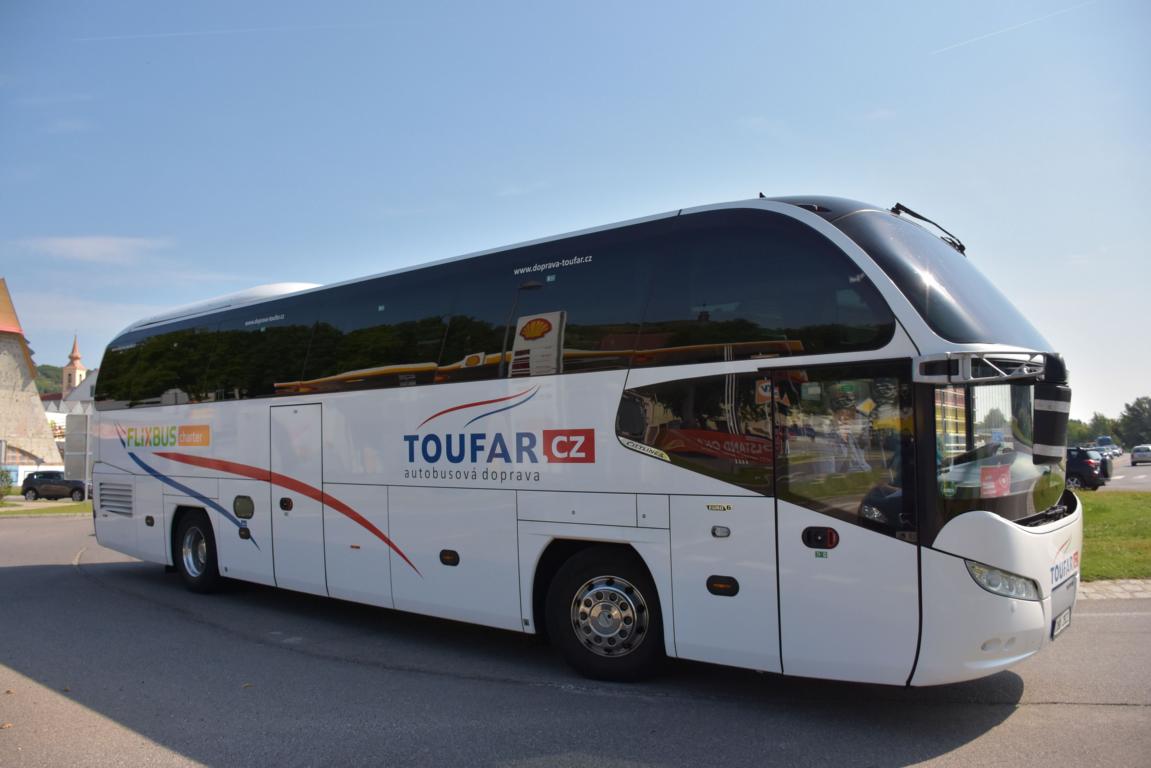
{"left": 545, "top": 546, "right": 664, "bottom": 681}
{"left": 175, "top": 510, "right": 221, "bottom": 593}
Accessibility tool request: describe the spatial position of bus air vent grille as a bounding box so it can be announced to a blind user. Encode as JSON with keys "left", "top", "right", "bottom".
{"left": 98, "top": 482, "right": 134, "bottom": 516}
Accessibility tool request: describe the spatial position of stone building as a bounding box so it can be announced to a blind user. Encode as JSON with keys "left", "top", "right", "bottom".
{"left": 0, "top": 278, "right": 63, "bottom": 474}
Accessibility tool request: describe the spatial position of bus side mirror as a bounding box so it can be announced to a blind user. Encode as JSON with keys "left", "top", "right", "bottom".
{"left": 1033, "top": 382, "right": 1071, "bottom": 465}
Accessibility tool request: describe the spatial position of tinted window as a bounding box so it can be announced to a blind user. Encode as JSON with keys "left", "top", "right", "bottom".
{"left": 298, "top": 271, "right": 450, "bottom": 393}
{"left": 776, "top": 361, "right": 915, "bottom": 537}
{"left": 634, "top": 209, "right": 894, "bottom": 368}
{"left": 95, "top": 332, "right": 145, "bottom": 410}
{"left": 437, "top": 222, "right": 655, "bottom": 383}
{"left": 127, "top": 322, "right": 219, "bottom": 406}
{"left": 833, "top": 211, "right": 1051, "bottom": 349}
{"left": 206, "top": 296, "right": 317, "bottom": 401}
{"left": 617, "top": 373, "right": 775, "bottom": 494}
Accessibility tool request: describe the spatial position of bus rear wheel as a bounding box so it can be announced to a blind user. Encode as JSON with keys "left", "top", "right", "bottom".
{"left": 175, "top": 511, "right": 221, "bottom": 593}
{"left": 546, "top": 546, "right": 664, "bottom": 681}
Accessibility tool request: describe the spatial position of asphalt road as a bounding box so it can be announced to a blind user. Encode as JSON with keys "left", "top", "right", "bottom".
{"left": 1099, "top": 459, "right": 1151, "bottom": 492}
{"left": 1, "top": 517, "right": 1149, "bottom": 768}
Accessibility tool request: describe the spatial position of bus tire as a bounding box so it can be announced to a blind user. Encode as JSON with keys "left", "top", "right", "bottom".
{"left": 175, "top": 510, "right": 221, "bottom": 593}
{"left": 545, "top": 546, "right": 664, "bottom": 682}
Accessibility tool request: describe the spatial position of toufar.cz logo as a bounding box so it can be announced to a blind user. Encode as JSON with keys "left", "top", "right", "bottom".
{"left": 401, "top": 387, "right": 595, "bottom": 483}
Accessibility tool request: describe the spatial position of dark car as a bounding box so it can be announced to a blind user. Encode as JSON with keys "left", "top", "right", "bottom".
{"left": 20, "top": 471, "right": 88, "bottom": 502}
{"left": 1066, "top": 448, "right": 1107, "bottom": 491}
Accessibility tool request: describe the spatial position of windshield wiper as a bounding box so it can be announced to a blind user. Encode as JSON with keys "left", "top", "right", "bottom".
{"left": 891, "top": 202, "right": 967, "bottom": 255}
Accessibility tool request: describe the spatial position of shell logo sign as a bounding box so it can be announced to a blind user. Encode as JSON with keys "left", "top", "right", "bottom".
{"left": 519, "top": 317, "right": 553, "bottom": 341}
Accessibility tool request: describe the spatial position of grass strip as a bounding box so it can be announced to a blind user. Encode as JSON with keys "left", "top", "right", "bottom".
{"left": 1081, "top": 491, "right": 1151, "bottom": 581}
{"left": 0, "top": 501, "right": 92, "bottom": 517}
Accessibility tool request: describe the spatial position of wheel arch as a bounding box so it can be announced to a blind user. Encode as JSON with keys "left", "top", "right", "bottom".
{"left": 529, "top": 538, "right": 673, "bottom": 656}
{"left": 170, "top": 504, "right": 214, "bottom": 565}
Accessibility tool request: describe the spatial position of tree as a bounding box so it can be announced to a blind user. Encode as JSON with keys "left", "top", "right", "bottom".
{"left": 35, "top": 364, "right": 62, "bottom": 394}
{"left": 1086, "top": 412, "right": 1118, "bottom": 442}
{"left": 1116, "top": 397, "right": 1151, "bottom": 447}
{"left": 1066, "top": 419, "right": 1091, "bottom": 447}
{"left": 979, "top": 408, "right": 1008, "bottom": 431}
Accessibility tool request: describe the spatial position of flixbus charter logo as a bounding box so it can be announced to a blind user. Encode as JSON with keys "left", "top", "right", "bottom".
{"left": 402, "top": 386, "right": 595, "bottom": 484}
{"left": 123, "top": 424, "right": 211, "bottom": 449}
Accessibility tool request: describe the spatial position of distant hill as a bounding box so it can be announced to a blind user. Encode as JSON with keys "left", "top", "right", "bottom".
{"left": 35, "top": 364, "right": 62, "bottom": 394}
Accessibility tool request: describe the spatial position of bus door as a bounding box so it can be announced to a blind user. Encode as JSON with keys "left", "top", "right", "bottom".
{"left": 773, "top": 363, "right": 919, "bottom": 685}
{"left": 270, "top": 403, "right": 327, "bottom": 596}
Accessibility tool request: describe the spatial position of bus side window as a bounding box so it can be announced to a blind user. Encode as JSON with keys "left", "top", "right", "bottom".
{"left": 775, "top": 361, "right": 915, "bottom": 536}
{"left": 206, "top": 295, "right": 317, "bottom": 401}
{"left": 300, "top": 272, "right": 450, "bottom": 393}
{"left": 617, "top": 373, "right": 775, "bottom": 495}
{"left": 634, "top": 209, "right": 894, "bottom": 368}
{"left": 94, "top": 333, "right": 145, "bottom": 410}
{"left": 437, "top": 222, "right": 655, "bottom": 382}
{"left": 127, "top": 323, "right": 219, "bottom": 407}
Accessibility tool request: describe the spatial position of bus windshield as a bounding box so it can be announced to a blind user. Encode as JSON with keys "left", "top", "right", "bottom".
{"left": 935, "top": 382, "right": 1066, "bottom": 524}
{"left": 833, "top": 211, "right": 1052, "bottom": 350}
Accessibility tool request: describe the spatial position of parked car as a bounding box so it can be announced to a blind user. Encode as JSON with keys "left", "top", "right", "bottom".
{"left": 20, "top": 471, "right": 88, "bottom": 501}
{"left": 1132, "top": 445, "right": 1151, "bottom": 466}
{"left": 1066, "top": 448, "right": 1107, "bottom": 491}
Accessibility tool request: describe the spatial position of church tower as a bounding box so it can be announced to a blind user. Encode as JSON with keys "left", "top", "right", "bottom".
{"left": 62, "top": 335, "right": 87, "bottom": 399}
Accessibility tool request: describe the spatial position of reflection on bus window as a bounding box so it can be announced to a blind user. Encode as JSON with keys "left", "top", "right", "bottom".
{"left": 777, "top": 363, "right": 915, "bottom": 537}
{"left": 936, "top": 384, "right": 1065, "bottom": 524}
{"left": 206, "top": 297, "right": 317, "bottom": 401}
{"left": 635, "top": 210, "right": 894, "bottom": 368}
{"left": 617, "top": 373, "right": 775, "bottom": 494}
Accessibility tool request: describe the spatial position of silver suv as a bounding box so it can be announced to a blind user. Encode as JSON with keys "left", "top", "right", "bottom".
{"left": 1132, "top": 445, "right": 1151, "bottom": 466}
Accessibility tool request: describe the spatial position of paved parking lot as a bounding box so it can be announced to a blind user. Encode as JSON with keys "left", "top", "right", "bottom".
{"left": 1099, "top": 463, "right": 1151, "bottom": 492}
{"left": 1, "top": 516, "right": 1149, "bottom": 767}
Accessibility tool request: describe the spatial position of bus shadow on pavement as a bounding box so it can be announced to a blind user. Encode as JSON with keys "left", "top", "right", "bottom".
{"left": 1, "top": 560, "right": 1024, "bottom": 767}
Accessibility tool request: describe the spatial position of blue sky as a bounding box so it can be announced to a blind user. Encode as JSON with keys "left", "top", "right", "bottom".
{"left": 1, "top": 1, "right": 1147, "bottom": 421}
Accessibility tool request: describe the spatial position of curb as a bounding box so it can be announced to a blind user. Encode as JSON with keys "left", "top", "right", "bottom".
{"left": 1078, "top": 579, "right": 1151, "bottom": 600}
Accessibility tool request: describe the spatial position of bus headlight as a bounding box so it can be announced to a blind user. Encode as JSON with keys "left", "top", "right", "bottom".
{"left": 964, "top": 560, "right": 1040, "bottom": 601}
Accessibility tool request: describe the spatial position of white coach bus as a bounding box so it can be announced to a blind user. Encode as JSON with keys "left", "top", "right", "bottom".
{"left": 91, "top": 197, "right": 1080, "bottom": 685}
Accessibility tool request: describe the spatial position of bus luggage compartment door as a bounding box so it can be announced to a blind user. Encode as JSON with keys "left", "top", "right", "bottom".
{"left": 669, "top": 495, "right": 781, "bottom": 672}
{"left": 270, "top": 403, "right": 327, "bottom": 596}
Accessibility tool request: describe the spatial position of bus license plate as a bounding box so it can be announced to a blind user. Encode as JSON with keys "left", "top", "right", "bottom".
{"left": 1052, "top": 608, "right": 1072, "bottom": 639}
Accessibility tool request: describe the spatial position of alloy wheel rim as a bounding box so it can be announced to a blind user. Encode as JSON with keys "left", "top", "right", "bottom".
{"left": 570, "top": 575, "right": 649, "bottom": 658}
{"left": 181, "top": 526, "right": 207, "bottom": 578}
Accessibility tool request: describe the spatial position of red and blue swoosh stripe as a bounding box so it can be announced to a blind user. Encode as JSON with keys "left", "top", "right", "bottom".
{"left": 113, "top": 423, "right": 419, "bottom": 574}
{"left": 417, "top": 385, "right": 540, "bottom": 428}
{"left": 155, "top": 451, "right": 419, "bottom": 575}
{"left": 126, "top": 451, "right": 259, "bottom": 549}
